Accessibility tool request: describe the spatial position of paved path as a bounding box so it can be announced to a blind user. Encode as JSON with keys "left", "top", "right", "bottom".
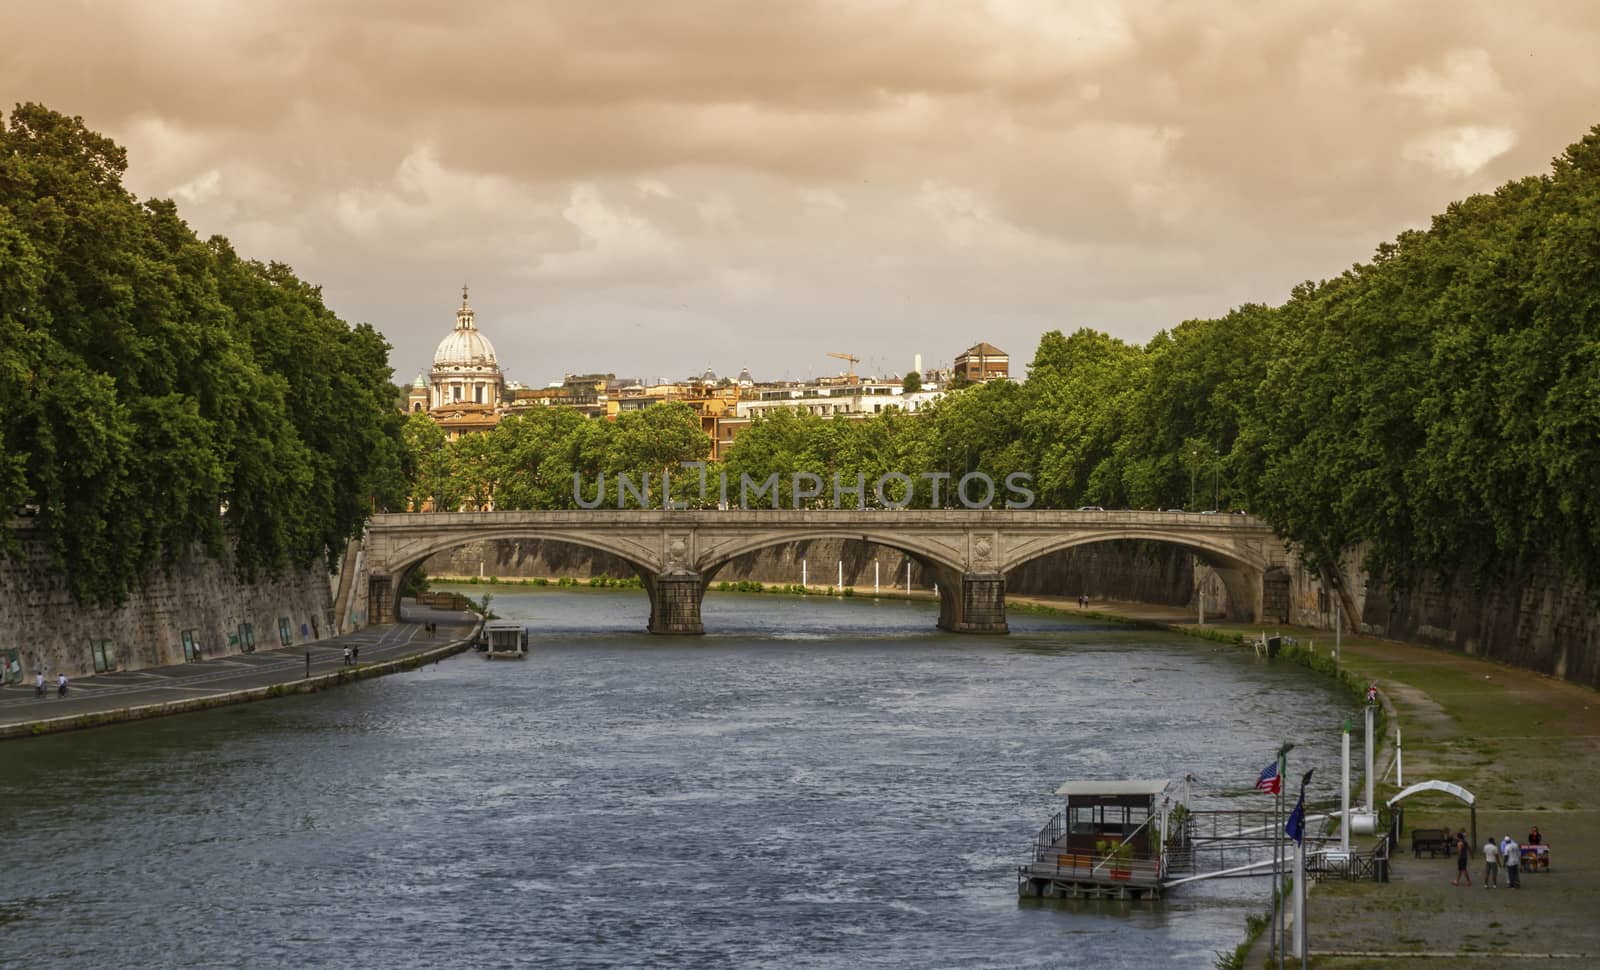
{"left": 1, "top": 603, "right": 478, "bottom": 740}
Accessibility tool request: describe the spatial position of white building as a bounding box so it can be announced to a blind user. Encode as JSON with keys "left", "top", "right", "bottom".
{"left": 429, "top": 287, "right": 504, "bottom": 411}
{"left": 733, "top": 382, "right": 943, "bottom": 420}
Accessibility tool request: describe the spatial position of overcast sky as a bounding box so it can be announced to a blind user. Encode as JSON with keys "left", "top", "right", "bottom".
{"left": 5, "top": 1, "right": 1598, "bottom": 386}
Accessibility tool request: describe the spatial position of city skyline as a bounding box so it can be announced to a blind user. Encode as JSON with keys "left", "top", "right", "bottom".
{"left": 5, "top": 1, "right": 1599, "bottom": 379}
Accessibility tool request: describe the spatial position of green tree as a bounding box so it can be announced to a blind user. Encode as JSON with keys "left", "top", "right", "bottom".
{"left": 2, "top": 103, "right": 405, "bottom": 600}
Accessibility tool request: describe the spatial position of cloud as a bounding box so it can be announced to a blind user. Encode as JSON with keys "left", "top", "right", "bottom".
{"left": 536, "top": 183, "right": 681, "bottom": 281}
{"left": 1, "top": 0, "right": 1597, "bottom": 381}
{"left": 1402, "top": 126, "right": 1518, "bottom": 175}
{"left": 1395, "top": 49, "right": 1508, "bottom": 115}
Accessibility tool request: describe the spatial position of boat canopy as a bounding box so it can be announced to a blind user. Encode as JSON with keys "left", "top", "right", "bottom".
{"left": 1055, "top": 779, "right": 1172, "bottom": 797}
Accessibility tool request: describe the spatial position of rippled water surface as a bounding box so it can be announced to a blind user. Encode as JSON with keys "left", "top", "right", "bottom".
{"left": 1, "top": 589, "right": 1354, "bottom": 969}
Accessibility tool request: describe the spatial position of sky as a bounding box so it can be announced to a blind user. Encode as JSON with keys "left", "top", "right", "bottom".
{"left": 4, "top": 0, "right": 1599, "bottom": 387}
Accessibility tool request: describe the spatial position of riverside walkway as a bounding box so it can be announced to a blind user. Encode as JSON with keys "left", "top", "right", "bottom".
{"left": 0, "top": 603, "right": 477, "bottom": 740}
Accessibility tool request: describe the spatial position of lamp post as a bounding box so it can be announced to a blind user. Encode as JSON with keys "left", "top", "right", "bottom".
{"left": 1189, "top": 449, "right": 1197, "bottom": 508}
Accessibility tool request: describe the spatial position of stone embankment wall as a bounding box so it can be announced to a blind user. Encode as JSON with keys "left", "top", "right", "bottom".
{"left": 1, "top": 526, "right": 336, "bottom": 679}
{"left": 1269, "top": 544, "right": 1600, "bottom": 690}
{"left": 1358, "top": 564, "right": 1597, "bottom": 689}
{"left": 422, "top": 537, "right": 1203, "bottom": 604}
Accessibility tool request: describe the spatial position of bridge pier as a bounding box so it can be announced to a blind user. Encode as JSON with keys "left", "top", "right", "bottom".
{"left": 936, "top": 572, "right": 1009, "bottom": 635}
{"left": 368, "top": 575, "right": 393, "bottom": 625}
{"left": 645, "top": 571, "right": 705, "bottom": 635}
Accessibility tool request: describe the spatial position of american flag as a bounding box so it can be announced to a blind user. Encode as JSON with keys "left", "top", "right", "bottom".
{"left": 1255, "top": 761, "right": 1281, "bottom": 794}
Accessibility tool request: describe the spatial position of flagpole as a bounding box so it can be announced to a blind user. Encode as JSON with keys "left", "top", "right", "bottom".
{"left": 1275, "top": 743, "right": 1294, "bottom": 970}
{"left": 1289, "top": 767, "right": 1315, "bottom": 966}
{"left": 1273, "top": 765, "right": 1281, "bottom": 968}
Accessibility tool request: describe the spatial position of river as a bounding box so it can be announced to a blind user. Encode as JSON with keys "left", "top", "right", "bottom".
{"left": 0, "top": 588, "right": 1355, "bottom": 969}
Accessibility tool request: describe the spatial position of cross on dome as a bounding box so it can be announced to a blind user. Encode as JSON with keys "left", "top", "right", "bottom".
{"left": 455, "top": 284, "right": 476, "bottom": 331}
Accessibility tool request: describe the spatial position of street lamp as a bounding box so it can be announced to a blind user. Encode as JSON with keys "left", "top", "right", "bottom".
{"left": 1189, "top": 450, "right": 1198, "bottom": 508}
{"left": 1212, "top": 452, "right": 1220, "bottom": 511}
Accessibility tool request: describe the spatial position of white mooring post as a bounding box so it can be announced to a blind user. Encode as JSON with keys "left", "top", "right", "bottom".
{"left": 1396, "top": 727, "right": 1404, "bottom": 787}
{"left": 874, "top": 560, "right": 880, "bottom": 595}
{"left": 838, "top": 560, "right": 843, "bottom": 589}
{"left": 905, "top": 561, "right": 911, "bottom": 594}
{"left": 1335, "top": 599, "right": 1341, "bottom": 660}
{"left": 1341, "top": 718, "right": 1352, "bottom": 854}
{"left": 1364, "top": 704, "right": 1376, "bottom": 812}
{"left": 801, "top": 559, "right": 807, "bottom": 588}
{"left": 1293, "top": 843, "right": 1307, "bottom": 963}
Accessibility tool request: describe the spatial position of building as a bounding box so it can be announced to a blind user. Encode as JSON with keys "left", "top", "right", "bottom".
{"left": 954, "top": 342, "right": 1009, "bottom": 383}
{"left": 708, "top": 382, "right": 943, "bottom": 460}
{"left": 422, "top": 288, "right": 510, "bottom": 439}
{"left": 733, "top": 382, "right": 941, "bottom": 421}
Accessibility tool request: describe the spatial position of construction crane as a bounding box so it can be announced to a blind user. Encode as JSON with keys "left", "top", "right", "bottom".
{"left": 827, "top": 352, "right": 860, "bottom": 383}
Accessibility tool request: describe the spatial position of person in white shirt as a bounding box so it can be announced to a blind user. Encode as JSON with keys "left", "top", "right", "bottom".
{"left": 1503, "top": 835, "right": 1522, "bottom": 889}
{"left": 1482, "top": 836, "right": 1500, "bottom": 887}
{"left": 56, "top": 672, "right": 68, "bottom": 697}
{"left": 34, "top": 670, "right": 45, "bottom": 698}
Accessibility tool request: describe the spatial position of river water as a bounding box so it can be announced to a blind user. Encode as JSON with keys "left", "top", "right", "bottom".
{"left": 1, "top": 588, "right": 1354, "bottom": 969}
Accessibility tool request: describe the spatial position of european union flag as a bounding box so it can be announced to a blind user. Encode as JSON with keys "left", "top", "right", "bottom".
{"left": 1285, "top": 768, "right": 1315, "bottom": 845}
{"left": 1285, "top": 792, "right": 1306, "bottom": 845}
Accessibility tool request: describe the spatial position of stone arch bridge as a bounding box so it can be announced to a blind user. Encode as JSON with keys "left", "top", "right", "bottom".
{"left": 353, "top": 510, "right": 1290, "bottom": 635}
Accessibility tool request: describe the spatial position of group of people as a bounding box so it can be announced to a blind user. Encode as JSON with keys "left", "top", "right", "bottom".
{"left": 32, "top": 671, "right": 68, "bottom": 698}
{"left": 1455, "top": 827, "right": 1542, "bottom": 888}
{"left": 1076, "top": 594, "right": 1090, "bottom": 609}
{"left": 341, "top": 646, "right": 360, "bottom": 666}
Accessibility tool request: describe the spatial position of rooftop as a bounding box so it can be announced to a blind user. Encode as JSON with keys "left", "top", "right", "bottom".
{"left": 1054, "top": 779, "right": 1171, "bottom": 797}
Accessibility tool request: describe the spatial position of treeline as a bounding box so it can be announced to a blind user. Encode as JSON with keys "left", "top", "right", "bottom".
{"left": 414, "top": 124, "right": 1600, "bottom": 597}
{"left": 0, "top": 105, "right": 406, "bottom": 604}
{"left": 402, "top": 402, "right": 711, "bottom": 512}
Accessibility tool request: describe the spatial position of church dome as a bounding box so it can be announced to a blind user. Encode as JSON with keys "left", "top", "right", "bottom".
{"left": 433, "top": 288, "right": 499, "bottom": 370}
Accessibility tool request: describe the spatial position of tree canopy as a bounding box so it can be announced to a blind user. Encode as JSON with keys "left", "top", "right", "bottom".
{"left": 1, "top": 104, "right": 405, "bottom": 603}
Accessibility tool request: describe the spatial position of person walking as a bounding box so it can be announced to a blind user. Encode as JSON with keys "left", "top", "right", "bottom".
{"left": 1482, "top": 835, "right": 1500, "bottom": 888}
{"left": 1503, "top": 836, "right": 1522, "bottom": 889}
{"left": 351, "top": 645, "right": 359, "bottom": 665}
{"left": 56, "top": 672, "right": 68, "bottom": 697}
{"left": 342, "top": 647, "right": 351, "bottom": 666}
{"left": 1452, "top": 833, "right": 1472, "bottom": 886}
{"left": 34, "top": 670, "right": 45, "bottom": 698}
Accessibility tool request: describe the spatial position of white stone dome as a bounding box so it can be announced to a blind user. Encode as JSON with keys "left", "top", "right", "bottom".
{"left": 432, "top": 289, "right": 499, "bottom": 370}
{"left": 433, "top": 327, "right": 498, "bottom": 369}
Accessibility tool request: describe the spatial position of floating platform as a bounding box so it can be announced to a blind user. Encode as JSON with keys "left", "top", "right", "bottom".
{"left": 1019, "top": 778, "right": 1361, "bottom": 901}
{"left": 481, "top": 620, "right": 528, "bottom": 660}
{"left": 1018, "top": 779, "right": 1172, "bottom": 900}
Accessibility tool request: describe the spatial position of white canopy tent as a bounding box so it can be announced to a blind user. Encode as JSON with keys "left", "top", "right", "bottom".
{"left": 1387, "top": 779, "right": 1478, "bottom": 847}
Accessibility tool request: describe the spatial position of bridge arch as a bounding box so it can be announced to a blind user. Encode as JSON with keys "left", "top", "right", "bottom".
{"left": 998, "top": 530, "right": 1271, "bottom": 623}
{"left": 694, "top": 530, "right": 966, "bottom": 581}
{"left": 694, "top": 528, "right": 984, "bottom": 633}
{"left": 374, "top": 529, "right": 664, "bottom": 631}
{"left": 384, "top": 529, "right": 660, "bottom": 582}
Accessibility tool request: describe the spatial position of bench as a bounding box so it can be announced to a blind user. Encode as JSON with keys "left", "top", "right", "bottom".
{"left": 1411, "top": 828, "right": 1453, "bottom": 858}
